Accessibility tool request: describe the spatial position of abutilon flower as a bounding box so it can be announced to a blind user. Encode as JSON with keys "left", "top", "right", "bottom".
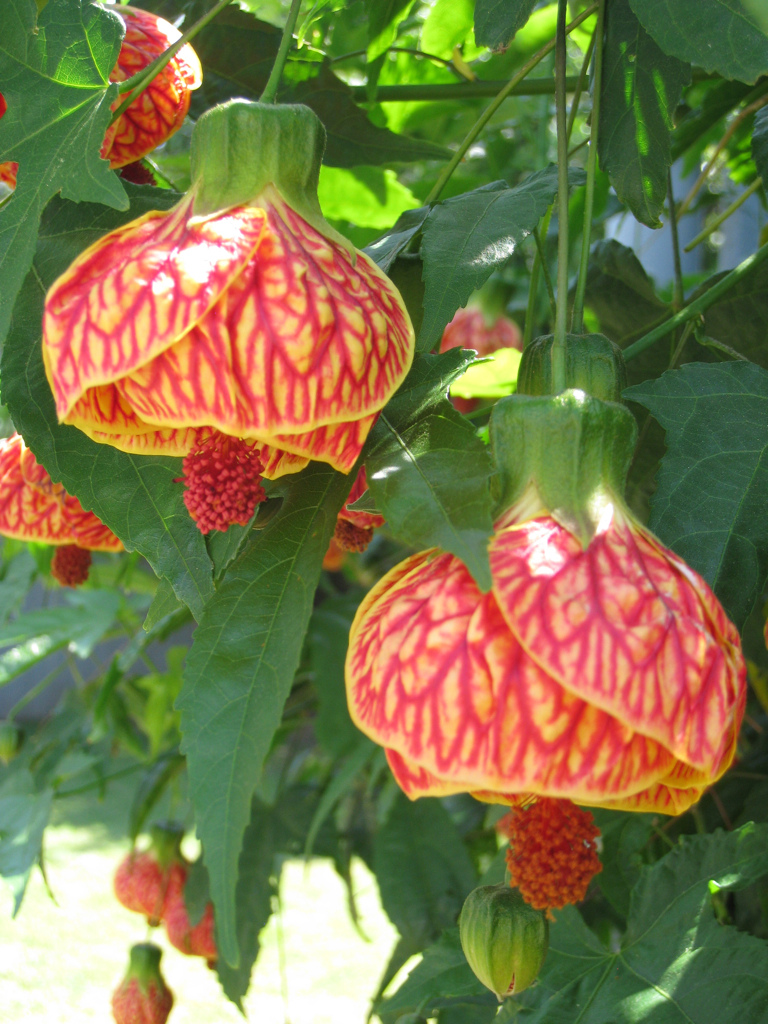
{"left": 345, "top": 353, "right": 746, "bottom": 820}
{"left": 333, "top": 468, "right": 385, "bottom": 554}
{"left": 0, "top": 8, "right": 201, "bottom": 194}
{"left": 0, "top": 434, "right": 122, "bottom": 585}
{"left": 111, "top": 944, "right": 173, "bottom": 1024}
{"left": 42, "top": 101, "right": 415, "bottom": 532}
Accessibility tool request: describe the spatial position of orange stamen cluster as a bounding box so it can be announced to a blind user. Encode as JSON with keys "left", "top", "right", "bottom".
{"left": 50, "top": 545, "right": 92, "bottom": 588}
{"left": 181, "top": 434, "right": 266, "bottom": 534}
{"left": 499, "top": 799, "right": 602, "bottom": 912}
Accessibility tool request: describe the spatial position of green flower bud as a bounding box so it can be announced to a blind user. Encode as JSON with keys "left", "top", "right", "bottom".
{"left": 0, "top": 720, "right": 21, "bottom": 764}
{"left": 517, "top": 332, "right": 627, "bottom": 403}
{"left": 459, "top": 884, "right": 549, "bottom": 1000}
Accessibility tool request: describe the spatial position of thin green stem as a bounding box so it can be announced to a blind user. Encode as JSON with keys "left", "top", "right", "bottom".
{"left": 423, "top": 2, "right": 598, "bottom": 205}
{"left": 524, "top": 206, "right": 554, "bottom": 346}
{"left": 623, "top": 238, "right": 768, "bottom": 361}
{"left": 260, "top": 0, "right": 304, "bottom": 103}
{"left": 571, "top": 0, "right": 605, "bottom": 332}
{"left": 565, "top": 29, "right": 596, "bottom": 143}
{"left": 55, "top": 763, "right": 145, "bottom": 799}
{"left": 552, "top": 0, "right": 570, "bottom": 387}
{"left": 331, "top": 46, "right": 456, "bottom": 69}
{"left": 6, "top": 663, "right": 62, "bottom": 720}
{"left": 111, "top": 0, "right": 232, "bottom": 125}
{"left": 684, "top": 178, "right": 763, "bottom": 252}
{"left": 532, "top": 226, "right": 557, "bottom": 317}
{"left": 667, "top": 169, "right": 685, "bottom": 311}
{"left": 349, "top": 77, "right": 580, "bottom": 102}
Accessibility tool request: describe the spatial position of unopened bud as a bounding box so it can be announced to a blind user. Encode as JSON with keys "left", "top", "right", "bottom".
{"left": 459, "top": 883, "right": 548, "bottom": 1000}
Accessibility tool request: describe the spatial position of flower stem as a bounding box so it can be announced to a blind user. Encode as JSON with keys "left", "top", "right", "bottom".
{"left": 111, "top": 0, "right": 232, "bottom": 125}
{"left": 622, "top": 238, "right": 768, "bottom": 361}
{"left": 552, "top": 0, "right": 570, "bottom": 390}
{"left": 667, "top": 169, "right": 685, "bottom": 311}
{"left": 423, "top": 2, "right": 598, "bottom": 206}
{"left": 524, "top": 206, "right": 554, "bottom": 346}
{"left": 684, "top": 178, "right": 763, "bottom": 252}
{"left": 260, "top": 0, "right": 304, "bottom": 104}
{"left": 570, "top": 0, "right": 605, "bottom": 333}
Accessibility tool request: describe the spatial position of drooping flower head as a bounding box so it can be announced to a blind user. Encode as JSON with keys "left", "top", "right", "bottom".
{"left": 42, "top": 101, "right": 414, "bottom": 532}
{"left": 345, "top": 336, "right": 746, "bottom": 819}
{"left": 333, "top": 467, "right": 385, "bottom": 554}
{"left": 111, "top": 943, "right": 173, "bottom": 1024}
{"left": 0, "top": 10, "right": 201, "bottom": 194}
{"left": 440, "top": 307, "right": 523, "bottom": 414}
{"left": 0, "top": 433, "right": 123, "bottom": 585}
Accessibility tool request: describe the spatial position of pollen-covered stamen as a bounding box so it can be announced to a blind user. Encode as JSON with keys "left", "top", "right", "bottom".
{"left": 50, "top": 545, "right": 92, "bottom": 587}
{"left": 181, "top": 434, "right": 266, "bottom": 534}
{"left": 499, "top": 798, "right": 602, "bottom": 913}
{"left": 334, "top": 518, "right": 374, "bottom": 553}
{"left": 119, "top": 161, "right": 156, "bottom": 186}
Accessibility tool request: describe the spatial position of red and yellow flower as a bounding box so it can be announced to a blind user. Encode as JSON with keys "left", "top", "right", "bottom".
{"left": 42, "top": 101, "right": 415, "bottom": 531}
{"left": 0, "top": 433, "right": 122, "bottom": 585}
{"left": 0, "top": 7, "right": 201, "bottom": 192}
{"left": 345, "top": 366, "right": 746, "bottom": 819}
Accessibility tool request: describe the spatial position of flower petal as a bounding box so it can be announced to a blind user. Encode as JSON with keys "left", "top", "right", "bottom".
{"left": 346, "top": 548, "right": 677, "bottom": 805}
{"left": 43, "top": 204, "right": 267, "bottom": 423}
{"left": 489, "top": 515, "right": 745, "bottom": 775}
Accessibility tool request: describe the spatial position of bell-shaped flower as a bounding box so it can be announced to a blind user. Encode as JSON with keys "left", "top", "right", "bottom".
{"left": 345, "top": 349, "right": 746, "bottom": 817}
{"left": 42, "top": 101, "right": 415, "bottom": 531}
{"left": 0, "top": 9, "right": 201, "bottom": 193}
{"left": 0, "top": 433, "right": 122, "bottom": 585}
{"left": 440, "top": 307, "right": 523, "bottom": 414}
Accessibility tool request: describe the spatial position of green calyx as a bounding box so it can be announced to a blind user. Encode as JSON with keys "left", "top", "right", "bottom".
{"left": 149, "top": 821, "right": 185, "bottom": 869}
{"left": 459, "top": 884, "right": 549, "bottom": 1000}
{"left": 489, "top": 390, "right": 637, "bottom": 547}
{"left": 189, "top": 99, "right": 351, "bottom": 252}
{"left": 126, "top": 943, "right": 167, "bottom": 991}
{"left": 517, "top": 332, "right": 627, "bottom": 402}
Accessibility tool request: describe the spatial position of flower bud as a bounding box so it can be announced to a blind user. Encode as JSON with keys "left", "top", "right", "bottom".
{"left": 516, "top": 332, "right": 627, "bottom": 403}
{"left": 460, "top": 884, "right": 548, "bottom": 1000}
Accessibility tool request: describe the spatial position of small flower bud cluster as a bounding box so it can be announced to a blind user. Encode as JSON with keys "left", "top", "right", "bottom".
{"left": 50, "top": 545, "right": 92, "bottom": 587}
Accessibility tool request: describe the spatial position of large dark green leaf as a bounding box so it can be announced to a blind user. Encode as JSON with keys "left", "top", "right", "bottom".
{"left": 365, "top": 207, "right": 430, "bottom": 273}
{"left": 514, "top": 824, "right": 768, "bottom": 1023}
{"left": 628, "top": 0, "right": 768, "bottom": 85}
{"left": 187, "top": 4, "right": 449, "bottom": 167}
{"left": 752, "top": 105, "right": 768, "bottom": 182}
{"left": 624, "top": 361, "right": 768, "bottom": 630}
{"left": 309, "top": 594, "right": 364, "bottom": 758}
{"left": 419, "top": 166, "right": 585, "bottom": 352}
{"left": 0, "top": 0, "right": 127, "bottom": 344}
{"left": 365, "top": 351, "right": 494, "bottom": 591}
{"left": 215, "top": 800, "right": 279, "bottom": 1008}
{"left": 365, "top": 0, "right": 413, "bottom": 61}
{"left": 584, "top": 239, "right": 670, "bottom": 349}
{"left": 177, "top": 463, "right": 349, "bottom": 967}
{"left": 374, "top": 794, "right": 477, "bottom": 954}
{"left": 599, "top": 0, "right": 691, "bottom": 228}
{"left": 1, "top": 190, "right": 215, "bottom": 620}
{"left": 474, "top": 0, "right": 538, "bottom": 50}
{"left": 693, "top": 261, "right": 768, "bottom": 369}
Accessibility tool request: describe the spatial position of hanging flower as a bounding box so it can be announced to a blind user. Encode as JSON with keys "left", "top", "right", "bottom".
{"left": 0, "top": 8, "right": 201, "bottom": 194}
{"left": 42, "top": 101, "right": 415, "bottom": 531}
{"left": 334, "top": 468, "right": 385, "bottom": 553}
{"left": 0, "top": 433, "right": 123, "bottom": 585}
{"left": 345, "top": 356, "right": 746, "bottom": 818}
{"left": 111, "top": 943, "right": 173, "bottom": 1024}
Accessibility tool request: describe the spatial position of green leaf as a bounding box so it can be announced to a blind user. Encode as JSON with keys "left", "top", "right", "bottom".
{"left": 374, "top": 794, "right": 477, "bottom": 954}
{"left": 1, "top": 190, "right": 215, "bottom": 621}
{"left": 365, "top": 352, "right": 494, "bottom": 591}
{"left": 591, "top": 809, "right": 654, "bottom": 919}
{"left": 0, "top": 551, "right": 36, "bottom": 624}
{"left": 474, "top": 0, "right": 538, "bottom": 50}
{"left": 0, "top": 771, "right": 53, "bottom": 912}
{"left": 309, "top": 595, "right": 365, "bottom": 758}
{"left": 689, "top": 261, "right": 768, "bottom": 369}
{"left": 318, "top": 166, "right": 419, "bottom": 230}
{"left": 584, "top": 240, "right": 670, "bottom": 348}
{"left": 752, "top": 106, "right": 768, "bottom": 182}
{"left": 177, "top": 463, "right": 350, "bottom": 967}
{"left": 419, "top": 167, "right": 584, "bottom": 352}
{"left": 304, "top": 737, "right": 377, "bottom": 857}
{"left": 365, "top": 206, "right": 430, "bottom": 274}
{"left": 215, "top": 799, "right": 278, "bottom": 1009}
{"left": 187, "top": 4, "right": 450, "bottom": 166}
{"left": 624, "top": 361, "right": 768, "bottom": 631}
{"left": 0, "top": 590, "right": 120, "bottom": 686}
{"left": 516, "top": 824, "right": 768, "bottom": 1023}
{"left": 598, "top": 0, "right": 690, "bottom": 228}
{"left": 450, "top": 348, "right": 522, "bottom": 400}
{"left": 378, "top": 927, "right": 491, "bottom": 1020}
{"left": 0, "top": 0, "right": 128, "bottom": 344}
{"left": 422, "top": 0, "right": 475, "bottom": 59}
{"left": 628, "top": 0, "right": 768, "bottom": 85}
{"left": 365, "top": 0, "right": 413, "bottom": 61}
{"left": 143, "top": 578, "right": 183, "bottom": 633}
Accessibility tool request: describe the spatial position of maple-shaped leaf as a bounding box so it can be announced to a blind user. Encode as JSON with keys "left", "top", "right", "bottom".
{"left": 0, "top": 0, "right": 128, "bottom": 344}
